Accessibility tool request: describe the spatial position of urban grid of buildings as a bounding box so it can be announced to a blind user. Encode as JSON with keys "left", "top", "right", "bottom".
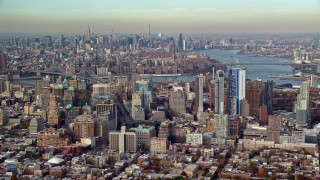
{"left": 0, "top": 29, "right": 319, "bottom": 179}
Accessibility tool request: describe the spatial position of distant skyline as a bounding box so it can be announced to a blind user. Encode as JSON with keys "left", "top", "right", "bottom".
{"left": 1, "top": 0, "right": 320, "bottom": 35}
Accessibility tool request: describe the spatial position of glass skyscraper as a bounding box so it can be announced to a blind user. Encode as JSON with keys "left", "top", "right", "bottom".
{"left": 228, "top": 68, "right": 246, "bottom": 116}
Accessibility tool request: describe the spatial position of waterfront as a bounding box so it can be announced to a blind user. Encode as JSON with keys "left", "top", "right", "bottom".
{"left": 14, "top": 49, "right": 313, "bottom": 86}
{"left": 154, "top": 49, "right": 315, "bottom": 86}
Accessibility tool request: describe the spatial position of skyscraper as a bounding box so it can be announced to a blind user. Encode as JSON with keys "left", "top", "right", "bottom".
{"left": 195, "top": 74, "right": 204, "bottom": 122}
{"left": 0, "top": 54, "right": 8, "bottom": 71}
{"left": 169, "top": 86, "right": 186, "bottom": 115}
{"left": 267, "top": 115, "right": 282, "bottom": 143}
{"left": 295, "top": 81, "right": 310, "bottom": 124}
{"left": 263, "top": 80, "right": 274, "bottom": 115}
{"left": 215, "top": 70, "right": 225, "bottom": 114}
{"left": 246, "top": 79, "right": 265, "bottom": 118}
{"left": 47, "top": 94, "right": 61, "bottom": 128}
{"left": 134, "top": 79, "right": 152, "bottom": 111}
{"left": 228, "top": 68, "right": 246, "bottom": 116}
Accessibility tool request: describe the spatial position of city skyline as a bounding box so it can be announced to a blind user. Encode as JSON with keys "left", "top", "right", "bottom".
{"left": 1, "top": 0, "right": 320, "bottom": 34}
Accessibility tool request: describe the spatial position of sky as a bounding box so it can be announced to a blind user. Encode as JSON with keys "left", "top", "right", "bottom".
{"left": 0, "top": 0, "right": 320, "bottom": 35}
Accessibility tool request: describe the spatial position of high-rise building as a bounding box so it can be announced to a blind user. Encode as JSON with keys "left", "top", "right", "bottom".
{"left": 229, "top": 116, "right": 241, "bottom": 138}
{"left": 0, "top": 109, "right": 9, "bottom": 126}
{"left": 259, "top": 105, "right": 268, "bottom": 126}
{"left": 195, "top": 74, "right": 204, "bottom": 122}
{"left": 295, "top": 81, "right": 310, "bottom": 124}
{"left": 47, "top": 94, "right": 61, "bottom": 128}
{"left": 95, "top": 111, "right": 117, "bottom": 142}
{"left": 73, "top": 114, "right": 95, "bottom": 139}
{"left": 263, "top": 80, "right": 274, "bottom": 115}
{"left": 134, "top": 79, "right": 153, "bottom": 111}
{"left": 215, "top": 70, "right": 225, "bottom": 114}
{"left": 213, "top": 114, "right": 229, "bottom": 145}
{"left": 178, "top": 33, "right": 183, "bottom": 50}
{"left": 130, "top": 125, "right": 156, "bottom": 150}
{"left": 246, "top": 80, "right": 265, "bottom": 118}
{"left": 267, "top": 115, "right": 282, "bottom": 143}
{"left": 169, "top": 86, "right": 186, "bottom": 115}
{"left": 109, "top": 126, "right": 137, "bottom": 152}
{"left": 29, "top": 117, "right": 44, "bottom": 134}
{"left": 35, "top": 80, "right": 43, "bottom": 96}
{"left": 0, "top": 54, "right": 8, "bottom": 71}
{"left": 228, "top": 68, "right": 246, "bottom": 116}
{"left": 44, "top": 36, "right": 52, "bottom": 48}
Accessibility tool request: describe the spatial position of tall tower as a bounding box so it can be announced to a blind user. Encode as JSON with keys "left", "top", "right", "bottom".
{"left": 215, "top": 70, "right": 225, "bottom": 114}
{"left": 195, "top": 74, "right": 204, "bottom": 122}
{"left": 228, "top": 68, "right": 246, "bottom": 116}
{"left": 47, "top": 94, "right": 61, "bottom": 128}
{"left": 295, "top": 81, "right": 310, "bottom": 124}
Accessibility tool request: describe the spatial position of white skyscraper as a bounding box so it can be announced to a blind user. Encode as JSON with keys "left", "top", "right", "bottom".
{"left": 196, "top": 74, "right": 204, "bottom": 123}
{"left": 295, "top": 81, "right": 310, "bottom": 124}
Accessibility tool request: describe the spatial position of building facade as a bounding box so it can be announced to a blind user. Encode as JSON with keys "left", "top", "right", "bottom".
{"left": 228, "top": 68, "right": 246, "bottom": 116}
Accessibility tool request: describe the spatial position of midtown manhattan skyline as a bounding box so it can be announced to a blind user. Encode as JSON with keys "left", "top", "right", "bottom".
{"left": 0, "top": 0, "right": 320, "bottom": 34}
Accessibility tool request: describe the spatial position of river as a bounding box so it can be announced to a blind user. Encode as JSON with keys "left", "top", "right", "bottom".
{"left": 153, "top": 49, "right": 310, "bottom": 86}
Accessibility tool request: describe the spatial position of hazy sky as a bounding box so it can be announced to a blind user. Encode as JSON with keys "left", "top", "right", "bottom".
{"left": 0, "top": 0, "right": 320, "bottom": 34}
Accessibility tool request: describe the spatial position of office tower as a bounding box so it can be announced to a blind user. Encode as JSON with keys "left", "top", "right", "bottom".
{"left": 182, "top": 40, "right": 186, "bottom": 51}
{"left": 0, "top": 54, "right": 7, "bottom": 71}
{"left": 195, "top": 74, "right": 204, "bottom": 122}
{"left": 109, "top": 126, "right": 137, "bottom": 152}
{"left": 47, "top": 94, "right": 61, "bottom": 128}
{"left": 150, "top": 137, "right": 168, "bottom": 155}
{"left": 29, "top": 117, "right": 44, "bottom": 134}
{"left": 178, "top": 33, "right": 183, "bottom": 49}
{"left": 44, "top": 36, "right": 52, "bottom": 48}
{"left": 86, "top": 25, "right": 91, "bottom": 42}
{"left": 73, "top": 114, "right": 95, "bottom": 139}
{"left": 228, "top": 68, "right": 246, "bottom": 116}
{"left": 214, "top": 114, "right": 229, "bottom": 145}
{"left": 215, "top": 70, "right": 225, "bottom": 114}
{"left": 263, "top": 80, "right": 274, "bottom": 115}
{"left": 95, "top": 111, "right": 117, "bottom": 142}
{"left": 37, "top": 128, "right": 72, "bottom": 147}
{"left": 35, "top": 80, "right": 43, "bottom": 96}
{"left": 148, "top": 24, "right": 151, "bottom": 41}
{"left": 130, "top": 125, "right": 156, "bottom": 150}
{"left": 60, "top": 34, "right": 65, "bottom": 48}
{"left": 295, "top": 81, "right": 310, "bottom": 124}
{"left": 134, "top": 79, "right": 152, "bottom": 111}
{"left": 0, "top": 109, "right": 9, "bottom": 126}
{"left": 240, "top": 99, "right": 250, "bottom": 117}
{"left": 246, "top": 80, "right": 265, "bottom": 118}
{"left": 132, "top": 105, "right": 145, "bottom": 121}
{"left": 169, "top": 86, "right": 186, "bottom": 115}
{"left": 96, "top": 99, "right": 116, "bottom": 115}
{"left": 267, "top": 115, "right": 282, "bottom": 143}
{"left": 259, "top": 105, "right": 268, "bottom": 126}
{"left": 229, "top": 116, "right": 241, "bottom": 138}
{"left": 186, "top": 133, "right": 203, "bottom": 146}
